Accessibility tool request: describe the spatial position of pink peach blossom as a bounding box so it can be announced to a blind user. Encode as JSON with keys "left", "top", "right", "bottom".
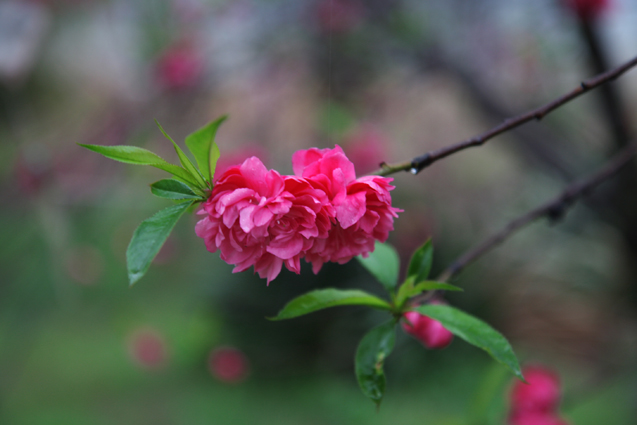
{"left": 196, "top": 156, "right": 334, "bottom": 283}
{"left": 197, "top": 146, "right": 400, "bottom": 283}
{"left": 293, "top": 146, "right": 400, "bottom": 272}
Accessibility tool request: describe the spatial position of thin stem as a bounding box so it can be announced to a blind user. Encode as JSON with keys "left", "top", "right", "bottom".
{"left": 373, "top": 55, "right": 637, "bottom": 177}
{"left": 436, "top": 143, "right": 637, "bottom": 282}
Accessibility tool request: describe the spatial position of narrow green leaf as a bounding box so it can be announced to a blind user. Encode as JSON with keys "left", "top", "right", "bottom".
{"left": 78, "top": 143, "right": 200, "bottom": 187}
{"left": 357, "top": 242, "right": 400, "bottom": 292}
{"left": 407, "top": 239, "right": 433, "bottom": 283}
{"left": 150, "top": 179, "right": 203, "bottom": 200}
{"left": 269, "top": 289, "right": 392, "bottom": 321}
{"left": 126, "top": 201, "right": 192, "bottom": 285}
{"left": 155, "top": 120, "right": 208, "bottom": 188}
{"left": 395, "top": 278, "right": 463, "bottom": 310}
{"left": 355, "top": 321, "right": 396, "bottom": 407}
{"left": 413, "top": 304, "right": 524, "bottom": 381}
{"left": 412, "top": 280, "right": 463, "bottom": 293}
{"left": 185, "top": 115, "right": 227, "bottom": 183}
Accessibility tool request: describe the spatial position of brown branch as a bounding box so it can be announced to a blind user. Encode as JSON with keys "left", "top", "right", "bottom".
{"left": 435, "top": 143, "right": 637, "bottom": 282}
{"left": 374, "top": 55, "right": 637, "bottom": 177}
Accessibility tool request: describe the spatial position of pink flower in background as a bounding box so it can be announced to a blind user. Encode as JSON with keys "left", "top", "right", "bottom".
{"left": 562, "top": 0, "right": 610, "bottom": 20}
{"left": 508, "top": 365, "right": 570, "bottom": 425}
{"left": 155, "top": 41, "right": 203, "bottom": 90}
{"left": 197, "top": 146, "right": 399, "bottom": 283}
{"left": 208, "top": 346, "right": 249, "bottom": 383}
{"left": 127, "top": 327, "right": 168, "bottom": 370}
{"left": 510, "top": 366, "right": 561, "bottom": 414}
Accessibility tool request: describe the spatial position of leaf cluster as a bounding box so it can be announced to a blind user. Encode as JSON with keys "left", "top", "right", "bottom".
{"left": 79, "top": 116, "right": 227, "bottom": 285}
{"left": 270, "top": 240, "right": 523, "bottom": 406}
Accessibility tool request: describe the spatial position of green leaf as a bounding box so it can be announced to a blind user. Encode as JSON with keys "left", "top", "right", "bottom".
{"left": 268, "top": 289, "right": 392, "bottom": 321}
{"left": 126, "top": 201, "right": 192, "bottom": 285}
{"left": 185, "top": 115, "right": 227, "bottom": 183}
{"left": 355, "top": 320, "right": 396, "bottom": 407}
{"left": 411, "top": 280, "right": 463, "bottom": 293}
{"left": 357, "top": 242, "right": 400, "bottom": 292}
{"left": 150, "top": 179, "right": 203, "bottom": 200}
{"left": 394, "top": 278, "right": 463, "bottom": 310}
{"left": 407, "top": 239, "right": 433, "bottom": 283}
{"left": 155, "top": 120, "right": 208, "bottom": 189}
{"left": 78, "top": 144, "right": 200, "bottom": 187}
{"left": 413, "top": 304, "right": 523, "bottom": 381}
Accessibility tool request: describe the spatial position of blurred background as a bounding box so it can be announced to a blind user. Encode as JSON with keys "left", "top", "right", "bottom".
{"left": 1, "top": 0, "right": 637, "bottom": 424}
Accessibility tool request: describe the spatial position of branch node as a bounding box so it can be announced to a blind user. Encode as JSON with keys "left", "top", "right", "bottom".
{"left": 411, "top": 153, "right": 432, "bottom": 174}
{"left": 546, "top": 204, "right": 566, "bottom": 223}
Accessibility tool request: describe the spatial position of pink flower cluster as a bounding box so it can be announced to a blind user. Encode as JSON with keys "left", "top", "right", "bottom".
{"left": 195, "top": 146, "right": 400, "bottom": 283}
{"left": 508, "top": 365, "right": 570, "bottom": 425}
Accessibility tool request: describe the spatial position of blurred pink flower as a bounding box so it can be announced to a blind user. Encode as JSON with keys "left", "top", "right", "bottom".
{"left": 508, "top": 365, "right": 570, "bottom": 425}
{"left": 562, "top": 0, "right": 610, "bottom": 20}
{"left": 127, "top": 328, "right": 168, "bottom": 370}
{"left": 208, "top": 346, "right": 249, "bottom": 383}
{"left": 315, "top": 0, "right": 364, "bottom": 34}
{"left": 401, "top": 310, "right": 453, "bottom": 349}
{"left": 155, "top": 41, "right": 203, "bottom": 90}
{"left": 510, "top": 365, "right": 561, "bottom": 414}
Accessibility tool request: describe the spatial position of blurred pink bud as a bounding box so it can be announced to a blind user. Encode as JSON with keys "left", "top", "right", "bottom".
{"left": 208, "top": 346, "right": 249, "bottom": 383}
{"left": 510, "top": 365, "right": 562, "bottom": 415}
{"left": 155, "top": 42, "right": 203, "bottom": 90}
{"left": 342, "top": 125, "right": 388, "bottom": 175}
{"left": 401, "top": 309, "right": 454, "bottom": 349}
{"left": 562, "top": 0, "right": 610, "bottom": 20}
{"left": 316, "top": 0, "right": 364, "bottom": 34}
{"left": 128, "top": 328, "right": 168, "bottom": 369}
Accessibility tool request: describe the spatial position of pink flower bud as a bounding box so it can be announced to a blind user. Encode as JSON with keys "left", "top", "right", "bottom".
{"left": 510, "top": 365, "right": 562, "bottom": 415}
{"left": 401, "top": 310, "right": 454, "bottom": 349}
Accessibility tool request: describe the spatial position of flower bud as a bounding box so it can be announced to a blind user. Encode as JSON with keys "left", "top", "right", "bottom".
{"left": 510, "top": 365, "right": 562, "bottom": 415}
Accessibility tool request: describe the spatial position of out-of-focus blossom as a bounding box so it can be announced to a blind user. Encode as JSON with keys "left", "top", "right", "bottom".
{"left": 155, "top": 41, "right": 204, "bottom": 90}
{"left": 315, "top": 0, "right": 364, "bottom": 34}
{"left": 510, "top": 366, "right": 561, "bottom": 414}
{"left": 508, "top": 365, "right": 570, "bottom": 425}
{"left": 401, "top": 309, "right": 453, "bottom": 349}
{"left": 208, "top": 346, "right": 249, "bottom": 383}
{"left": 562, "top": 0, "right": 610, "bottom": 20}
{"left": 127, "top": 328, "right": 168, "bottom": 370}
